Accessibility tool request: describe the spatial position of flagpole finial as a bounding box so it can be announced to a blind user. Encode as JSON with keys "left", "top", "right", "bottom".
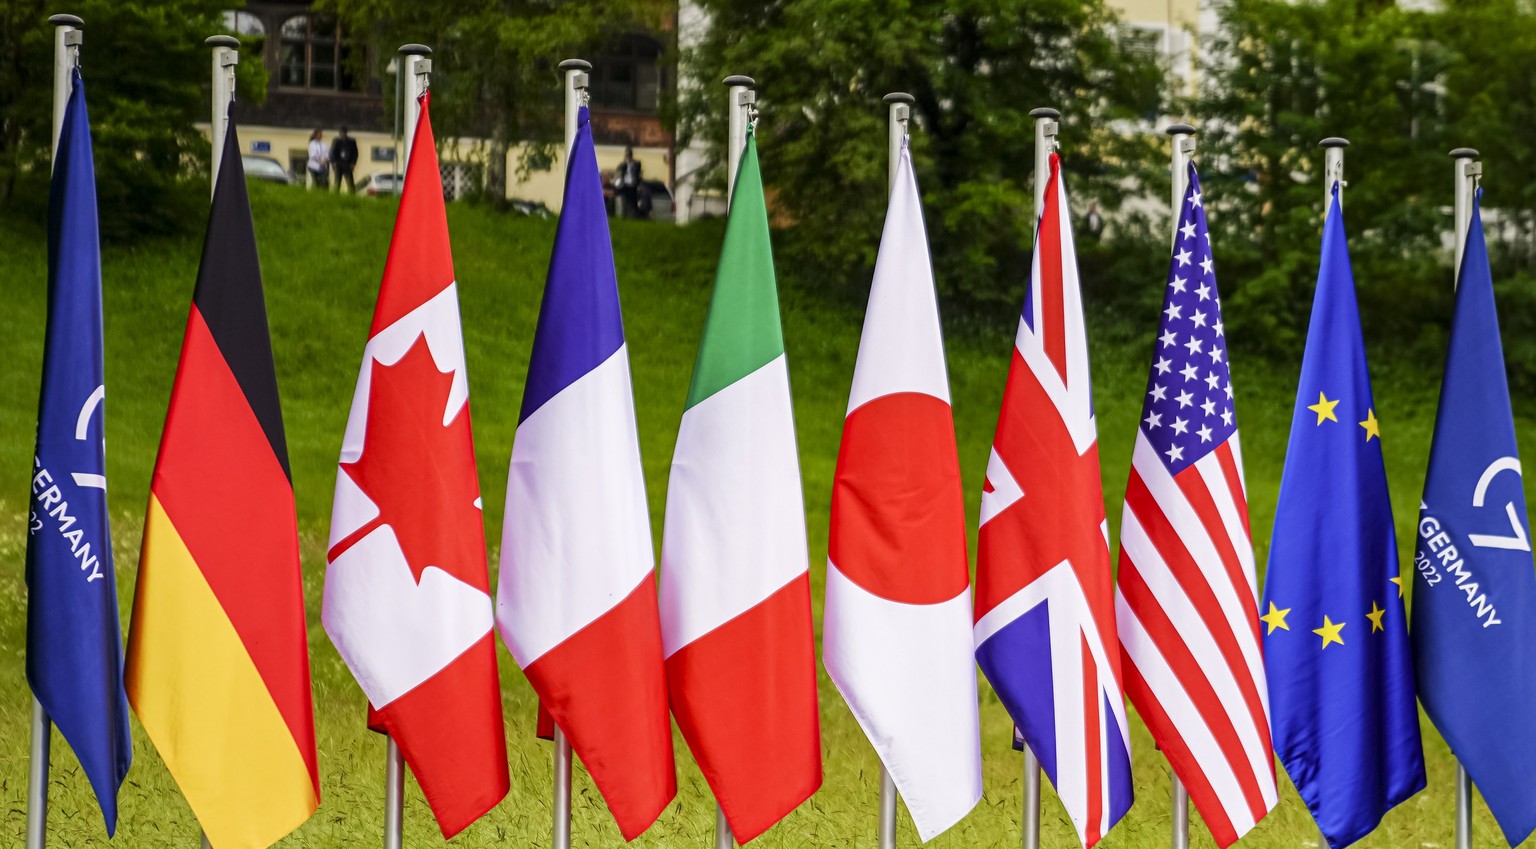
{"left": 398, "top": 43, "right": 432, "bottom": 56}
{"left": 883, "top": 92, "right": 915, "bottom": 105}
{"left": 1319, "top": 137, "right": 1349, "bottom": 148}
{"left": 49, "top": 13, "right": 82, "bottom": 26}
{"left": 1450, "top": 147, "right": 1480, "bottom": 159}
{"left": 723, "top": 74, "right": 756, "bottom": 88}
{"left": 558, "top": 59, "right": 591, "bottom": 72}
{"left": 204, "top": 35, "right": 238, "bottom": 48}
{"left": 1165, "top": 123, "right": 1196, "bottom": 137}
{"left": 1029, "top": 107, "right": 1061, "bottom": 120}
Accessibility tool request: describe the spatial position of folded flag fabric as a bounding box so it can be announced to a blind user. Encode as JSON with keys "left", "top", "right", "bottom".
{"left": 495, "top": 105, "right": 676, "bottom": 840}
{"left": 26, "top": 67, "right": 132, "bottom": 836}
{"left": 658, "top": 128, "right": 822, "bottom": 844}
{"left": 125, "top": 108, "right": 319, "bottom": 849}
{"left": 1413, "top": 189, "right": 1536, "bottom": 847}
{"left": 823, "top": 140, "right": 982, "bottom": 842}
{"left": 973, "top": 151, "right": 1132, "bottom": 848}
{"left": 1113, "top": 162, "right": 1277, "bottom": 847}
{"left": 322, "top": 93, "right": 509, "bottom": 838}
{"left": 1262, "top": 185, "right": 1424, "bottom": 849}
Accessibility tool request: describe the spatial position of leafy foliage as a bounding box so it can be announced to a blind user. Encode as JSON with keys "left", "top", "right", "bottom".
{"left": 680, "top": 0, "right": 1165, "bottom": 310}
{"left": 0, "top": 0, "right": 267, "bottom": 241}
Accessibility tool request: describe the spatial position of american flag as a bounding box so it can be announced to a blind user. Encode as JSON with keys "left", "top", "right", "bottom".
{"left": 1113, "top": 163, "right": 1277, "bottom": 847}
{"left": 974, "top": 152, "right": 1134, "bottom": 848}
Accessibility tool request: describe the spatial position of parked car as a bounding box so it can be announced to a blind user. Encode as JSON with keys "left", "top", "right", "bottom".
{"left": 242, "top": 154, "right": 293, "bottom": 185}
{"left": 508, "top": 198, "right": 554, "bottom": 219}
{"left": 602, "top": 178, "right": 676, "bottom": 222}
{"left": 358, "top": 172, "right": 403, "bottom": 197}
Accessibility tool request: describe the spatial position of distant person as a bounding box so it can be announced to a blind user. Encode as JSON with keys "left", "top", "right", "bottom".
{"left": 330, "top": 126, "right": 359, "bottom": 193}
{"left": 306, "top": 129, "right": 329, "bottom": 190}
{"left": 613, "top": 145, "right": 642, "bottom": 218}
{"left": 1085, "top": 202, "right": 1105, "bottom": 240}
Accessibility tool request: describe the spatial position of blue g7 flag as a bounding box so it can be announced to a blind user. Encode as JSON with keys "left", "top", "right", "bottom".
{"left": 1413, "top": 191, "right": 1536, "bottom": 847}
{"left": 25, "top": 69, "right": 132, "bottom": 834}
{"left": 1261, "top": 187, "right": 1424, "bottom": 849}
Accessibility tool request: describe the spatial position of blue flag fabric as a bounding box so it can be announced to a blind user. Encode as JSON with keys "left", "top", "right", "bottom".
{"left": 24, "top": 70, "right": 132, "bottom": 834}
{"left": 1261, "top": 187, "right": 1425, "bottom": 849}
{"left": 1413, "top": 190, "right": 1536, "bottom": 847}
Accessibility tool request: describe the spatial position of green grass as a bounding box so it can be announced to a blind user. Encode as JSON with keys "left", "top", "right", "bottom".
{"left": 1, "top": 181, "right": 1533, "bottom": 848}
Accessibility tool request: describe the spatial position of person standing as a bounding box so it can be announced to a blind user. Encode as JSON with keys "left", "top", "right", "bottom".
{"left": 306, "top": 129, "right": 329, "bottom": 190}
{"left": 613, "top": 144, "right": 642, "bottom": 218}
{"left": 330, "top": 126, "right": 359, "bottom": 194}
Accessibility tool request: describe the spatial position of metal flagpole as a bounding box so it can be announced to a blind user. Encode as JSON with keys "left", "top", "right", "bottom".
{"left": 1320, "top": 137, "right": 1348, "bottom": 217}
{"left": 874, "top": 91, "right": 915, "bottom": 849}
{"left": 205, "top": 35, "right": 239, "bottom": 196}
{"left": 723, "top": 75, "right": 756, "bottom": 208}
{"left": 1163, "top": 122, "right": 1196, "bottom": 849}
{"left": 1449, "top": 145, "right": 1481, "bottom": 849}
{"left": 711, "top": 75, "right": 755, "bottom": 849}
{"left": 399, "top": 44, "right": 433, "bottom": 167}
{"left": 32, "top": 18, "right": 82, "bottom": 845}
{"left": 559, "top": 59, "right": 591, "bottom": 155}
{"left": 545, "top": 56, "right": 590, "bottom": 849}
{"left": 1451, "top": 147, "right": 1481, "bottom": 283}
{"left": 1018, "top": 105, "right": 1059, "bottom": 849}
{"left": 381, "top": 47, "right": 431, "bottom": 849}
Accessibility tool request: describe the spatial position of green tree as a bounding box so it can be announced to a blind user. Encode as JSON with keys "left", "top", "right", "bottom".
{"left": 680, "top": 0, "right": 1165, "bottom": 309}
{"left": 322, "top": 0, "right": 668, "bottom": 203}
{"left": 0, "top": 0, "right": 267, "bottom": 240}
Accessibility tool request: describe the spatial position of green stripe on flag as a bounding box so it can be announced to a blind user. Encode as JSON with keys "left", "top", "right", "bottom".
{"left": 684, "top": 133, "right": 785, "bottom": 410}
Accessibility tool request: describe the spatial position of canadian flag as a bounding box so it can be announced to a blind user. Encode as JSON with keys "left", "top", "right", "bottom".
{"left": 322, "top": 94, "right": 510, "bottom": 838}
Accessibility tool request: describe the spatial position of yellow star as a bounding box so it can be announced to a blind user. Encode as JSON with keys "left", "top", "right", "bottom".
{"left": 1389, "top": 575, "right": 1404, "bottom": 597}
{"left": 1367, "top": 601, "right": 1386, "bottom": 632}
{"left": 1260, "top": 601, "right": 1291, "bottom": 634}
{"left": 1359, "top": 408, "right": 1380, "bottom": 442}
{"left": 1308, "top": 391, "right": 1340, "bottom": 425}
{"left": 1313, "top": 615, "right": 1346, "bottom": 649}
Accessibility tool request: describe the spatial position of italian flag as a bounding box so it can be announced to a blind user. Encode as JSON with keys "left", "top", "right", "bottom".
{"left": 658, "top": 131, "right": 822, "bottom": 844}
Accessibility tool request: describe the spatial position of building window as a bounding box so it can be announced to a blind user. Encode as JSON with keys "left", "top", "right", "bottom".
{"left": 591, "top": 36, "right": 663, "bottom": 112}
{"left": 279, "top": 13, "right": 360, "bottom": 92}
{"left": 222, "top": 11, "right": 265, "bottom": 37}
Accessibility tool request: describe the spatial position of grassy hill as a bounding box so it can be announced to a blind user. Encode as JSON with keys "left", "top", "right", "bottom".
{"left": 0, "top": 180, "right": 1530, "bottom": 848}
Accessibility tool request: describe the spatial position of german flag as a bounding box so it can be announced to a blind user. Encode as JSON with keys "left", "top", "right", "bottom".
{"left": 125, "top": 111, "right": 319, "bottom": 849}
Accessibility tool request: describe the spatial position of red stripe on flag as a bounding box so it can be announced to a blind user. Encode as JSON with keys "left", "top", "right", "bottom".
{"left": 1037, "top": 155, "right": 1068, "bottom": 383}
{"left": 523, "top": 578, "right": 677, "bottom": 840}
{"left": 1126, "top": 472, "right": 1270, "bottom": 766}
{"left": 1215, "top": 442, "right": 1252, "bottom": 540}
{"left": 1171, "top": 467, "right": 1262, "bottom": 647}
{"left": 1082, "top": 630, "right": 1104, "bottom": 848}
{"left": 667, "top": 577, "right": 821, "bottom": 844}
{"left": 1116, "top": 556, "right": 1268, "bottom": 823}
{"left": 1121, "top": 654, "right": 1240, "bottom": 848}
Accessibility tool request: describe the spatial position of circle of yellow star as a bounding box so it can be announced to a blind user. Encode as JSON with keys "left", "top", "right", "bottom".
{"left": 1366, "top": 601, "right": 1386, "bottom": 632}
{"left": 1260, "top": 601, "right": 1291, "bottom": 634}
{"left": 1308, "top": 391, "right": 1340, "bottom": 425}
{"left": 1359, "top": 408, "right": 1380, "bottom": 442}
{"left": 1313, "top": 615, "right": 1346, "bottom": 649}
{"left": 1389, "top": 575, "right": 1404, "bottom": 597}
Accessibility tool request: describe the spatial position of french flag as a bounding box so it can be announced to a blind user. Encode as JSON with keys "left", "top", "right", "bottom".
{"left": 495, "top": 106, "right": 677, "bottom": 840}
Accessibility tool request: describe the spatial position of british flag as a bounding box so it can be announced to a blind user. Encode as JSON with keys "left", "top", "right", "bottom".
{"left": 1113, "top": 163, "right": 1277, "bottom": 848}
{"left": 974, "top": 152, "right": 1133, "bottom": 848}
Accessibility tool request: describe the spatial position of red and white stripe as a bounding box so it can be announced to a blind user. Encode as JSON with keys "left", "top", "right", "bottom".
{"left": 1115, "top": 431, "right": 1276, "bottom": 846}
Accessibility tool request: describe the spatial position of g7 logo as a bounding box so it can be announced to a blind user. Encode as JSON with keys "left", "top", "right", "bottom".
{"left": 1470, "top": 457, "right": 1531, "bottom": 552}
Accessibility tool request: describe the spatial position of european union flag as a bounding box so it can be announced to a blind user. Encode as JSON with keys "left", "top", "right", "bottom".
{"left": 1261, "top": 186, "right": 1425, "bottom": 849}
{"left": 25, "top": 70, "right": 132, "bottom": 834}
{"left": 1413, "top": 190, "right": 1536, "bottom": 847}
